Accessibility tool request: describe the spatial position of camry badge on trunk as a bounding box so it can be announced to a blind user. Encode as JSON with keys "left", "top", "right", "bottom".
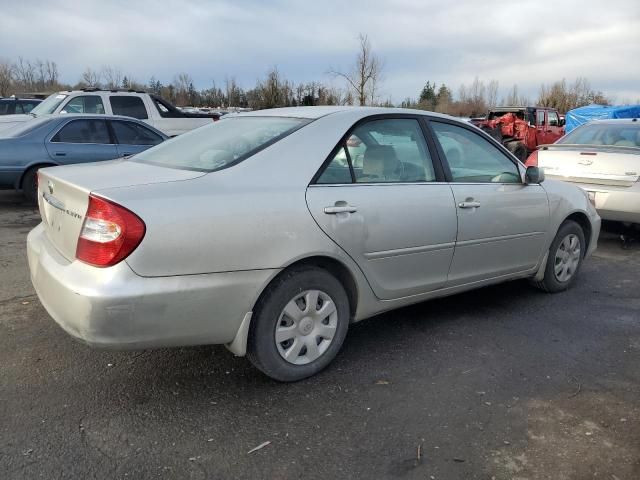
{"left": 578, "top": 158, "right": 594, "bottom": 166}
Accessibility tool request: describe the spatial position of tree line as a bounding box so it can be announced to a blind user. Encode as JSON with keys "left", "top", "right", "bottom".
{"left": 0, "top": 35, "right": 616, "bottom": 115}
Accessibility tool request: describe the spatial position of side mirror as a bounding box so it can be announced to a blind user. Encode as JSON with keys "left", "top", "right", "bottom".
{"left": 525, "top": 166, "right": 545, "bottom": 184}
{"left": 559, "top": 118, "right": 565, "bottom": 127}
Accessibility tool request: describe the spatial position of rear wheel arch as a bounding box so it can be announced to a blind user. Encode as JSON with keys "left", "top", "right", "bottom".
{"left": 255, "top": 256, "right": 358, "bottom": 320}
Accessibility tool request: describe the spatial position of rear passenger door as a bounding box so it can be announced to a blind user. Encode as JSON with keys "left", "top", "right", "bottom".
{"left": 45, "top": 119, "right": 118, "bottom": 165}
{"left": 306, "top": 116, "right": 458, "bottom": 300}
{"left": 428, "top": 120, "right": 549, "bottom": 285}
{"left": 110, "top": 120, "right": 165, "bottom": 157}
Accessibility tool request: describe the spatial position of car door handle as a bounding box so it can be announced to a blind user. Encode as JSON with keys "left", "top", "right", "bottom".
{"left": 54, "top": 152, "right": 66, "bottom": 157}
{"left": 324, "top": 205, "right": 357, "bottom": 214}
{"left": 458, "top": 201, "right": 481, "bottom": 209}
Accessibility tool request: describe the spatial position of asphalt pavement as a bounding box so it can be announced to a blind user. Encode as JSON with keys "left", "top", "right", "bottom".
{"left": 1, "top": 190, "right": 639, "bottom": 479}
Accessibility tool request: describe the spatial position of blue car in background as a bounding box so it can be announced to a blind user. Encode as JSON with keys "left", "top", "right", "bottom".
{"left": 0, "top": 114, "right": 168, "bottom": 203}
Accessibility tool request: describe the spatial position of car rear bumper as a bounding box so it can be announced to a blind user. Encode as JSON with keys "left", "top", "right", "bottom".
{"left": 27, "top": 223, "right": 277, "bottom": 349}
{"left": 566, "top": 181, "right": 640, "bottom": 224}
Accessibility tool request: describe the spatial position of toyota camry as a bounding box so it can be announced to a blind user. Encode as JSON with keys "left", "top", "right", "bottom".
{"left": 27, "top": 106, "right": 601, "bottom": 381}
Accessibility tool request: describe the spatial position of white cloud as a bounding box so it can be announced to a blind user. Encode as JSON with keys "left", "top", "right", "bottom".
{"left": 0, "top": 0, "right": 638, "bottom": 102}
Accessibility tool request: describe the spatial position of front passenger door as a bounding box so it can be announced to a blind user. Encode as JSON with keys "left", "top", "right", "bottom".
{"left": 429, "top": 120, "right": 549, "bottom": 286}
{"left": 45, "top": 119, "right": 118, "bottom": 165}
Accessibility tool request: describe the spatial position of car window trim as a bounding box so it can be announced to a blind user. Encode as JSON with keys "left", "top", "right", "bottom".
{"left": 310, "top": 113, "right": 447, "bottom": 186}
{"left": 50, "top": 118, "right": 116, "bottom": 145}
{"left": 424, "top": 117, "right": 524, "bottom": 184}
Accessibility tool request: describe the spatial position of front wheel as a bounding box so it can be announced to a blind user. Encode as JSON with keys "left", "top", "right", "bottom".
{"left": 531, "top": 220, "right": 585, "bottom": 293}
{"left": 247, "top": 267, "right": 350, "bottom": 382}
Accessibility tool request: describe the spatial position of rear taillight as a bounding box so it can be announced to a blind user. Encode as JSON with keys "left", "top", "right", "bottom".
{"left": 76, "top": 195, "right": 145, "bottom": 267}
{"left": 525, "top": 149, "right": 538, "bottom": 167}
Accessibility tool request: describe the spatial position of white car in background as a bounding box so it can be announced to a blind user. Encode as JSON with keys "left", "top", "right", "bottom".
{"left": 527, "top": 119, "right": 640, "bottom": 224}
{"left": 0, "top": 90, "right": 219, "bottom": 137}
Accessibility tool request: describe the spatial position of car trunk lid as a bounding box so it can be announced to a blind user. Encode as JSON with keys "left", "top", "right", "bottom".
{"left": 37, "top": 160, "right": 205, "bottom": 262}
{"left": 538, "top": 145, "right": 640, "bottom": 187}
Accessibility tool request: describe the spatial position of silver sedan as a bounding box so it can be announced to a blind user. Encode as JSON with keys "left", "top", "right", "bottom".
{"left": 27, "top": 107, "right": 601, "bottom": 381}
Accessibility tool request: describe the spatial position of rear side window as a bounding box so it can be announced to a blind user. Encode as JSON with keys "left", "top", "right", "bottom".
{"left": 62, "top": 95, "right": 105, "bottom": 114}
{"left": 110, "top": 96, "right": 148, "bottom": 119}
{"left": 112, "top": 120, "right": 164, "bottom": 145}
{"left": 51, "top": 119, "right": 111, "bottom": 144}
{"left": 316, "top": 118, "right": 436, "bottom": 184}
{"left": 132, "top": 116, "right": 309, "bottom": 172}
{"left": 0, "top": 102, "right": 11, "bottom": 114}
{"left": 18, "top": 101, "right": 39, "bottom": 113}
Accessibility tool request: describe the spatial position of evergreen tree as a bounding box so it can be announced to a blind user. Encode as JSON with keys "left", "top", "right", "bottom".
{"left": 419, "top": 81, "right": 437, "bottom": 109}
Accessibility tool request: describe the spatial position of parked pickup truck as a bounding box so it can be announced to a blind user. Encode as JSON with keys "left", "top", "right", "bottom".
{"left": 470, "top": 106, "right": 565, "bottom": 161}
{"left": 0, "top": 89, "right": 219, "bottom": 137}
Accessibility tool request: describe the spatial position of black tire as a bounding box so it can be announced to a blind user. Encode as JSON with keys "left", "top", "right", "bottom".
{"left": 22, "top": 167, "right": 40, "bottom": 205}
{"left": 247, "top": 266, "right": 350, "bottom": 382}
{"left": 506, "top": 141, "right": 528, "bottom": 162}
{"left": 531, "top": 220, "right": 586, "bottom": 293}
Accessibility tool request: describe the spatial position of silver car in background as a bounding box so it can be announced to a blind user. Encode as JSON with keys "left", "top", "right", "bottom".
{"left": 529, "top": 118, "right": 640, "bottom": 224}
{"left": 27, "top": 106, "right": 600, "bottom": 381}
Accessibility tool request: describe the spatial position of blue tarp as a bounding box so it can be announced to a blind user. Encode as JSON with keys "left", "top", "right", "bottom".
{"left": 565, "top": 104, "right": 640, "bottom": 132}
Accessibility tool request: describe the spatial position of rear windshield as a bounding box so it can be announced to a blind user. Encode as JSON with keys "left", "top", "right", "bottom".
{"left": 131, "top": 116, "right": 310, "bottom": 172}
{"left": 559, "top": 123, "right": 640, "bottom": 147}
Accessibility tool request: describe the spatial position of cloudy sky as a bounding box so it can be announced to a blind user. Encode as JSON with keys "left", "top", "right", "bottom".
{"left": 1, "top": 0, "right": 639, "bottom": 103}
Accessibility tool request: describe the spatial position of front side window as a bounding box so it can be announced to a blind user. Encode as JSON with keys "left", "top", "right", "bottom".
{"left": 431, "top": 121, "right": 521, "bottom": 183}
{"left": 132, "top": 116, "right": 309, "bottom": 172}
{"left": 51, "top": 119, "right": 111, "bottom": 144}
{"left": 317, "top": 118, "right": 436, "bottom": 184}
{"left": 112, "top": 120, "right": 164, "bottom": 145}
{"left": 536, "top": 110, "right": 546, "bottom": 127}
{"left": 547, "top": 111, "right": 559, "bottom": 127}
{"left": 110, "top": 96, "right": 148, "bottom": 119}
{"left": 62, "top": 95, "right": 105, "bottom": 114}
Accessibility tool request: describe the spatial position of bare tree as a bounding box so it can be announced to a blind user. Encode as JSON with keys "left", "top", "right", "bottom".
{"left": 81, "top": 67, "right": 101, "bottom": 88}
{"left": 0, "top": 60, "right": 13, "bottom": 96}
{"left": 330, "top": 34, "right": 382, "bottom": 106}
{"left": 13, "top": 57, "right": 36, "bottom": 91}
{"left": 102, "top": 66, "right": 123, "bottom": 89}
{"left": 487, "top": 80, "right": 499, "bottom": 108}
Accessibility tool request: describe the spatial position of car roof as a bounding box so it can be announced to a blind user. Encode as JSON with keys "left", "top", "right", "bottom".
{"left": 584, "top": 118, "right": 640, "bottom": 125}
{"left": 237, "top": 105, "right": 457, "bottom": 121}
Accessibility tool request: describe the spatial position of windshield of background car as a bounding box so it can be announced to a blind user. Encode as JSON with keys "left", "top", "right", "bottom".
{"left": 30, "top": 93, "right": 68, "bottom": 116}
{"left": 558, "top": 123, "right": 640, "bottom": 147}
{"left": 131, "top": 116, "right": 310, "bottom": 172}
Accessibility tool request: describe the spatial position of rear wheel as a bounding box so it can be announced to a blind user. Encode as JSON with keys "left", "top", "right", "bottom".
{"left": 531, "top": 220, "right": 585, "bottom": 293}
{"left": 22, "top": 167, "right": 40, "bottom": 205}
{"left": 247, "top": 266, "right": 350, "bottom": 382}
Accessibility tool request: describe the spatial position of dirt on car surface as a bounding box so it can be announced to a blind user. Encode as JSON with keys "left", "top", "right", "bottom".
{"left": 1, "top": 190, "right": 639, "bottom": 479}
